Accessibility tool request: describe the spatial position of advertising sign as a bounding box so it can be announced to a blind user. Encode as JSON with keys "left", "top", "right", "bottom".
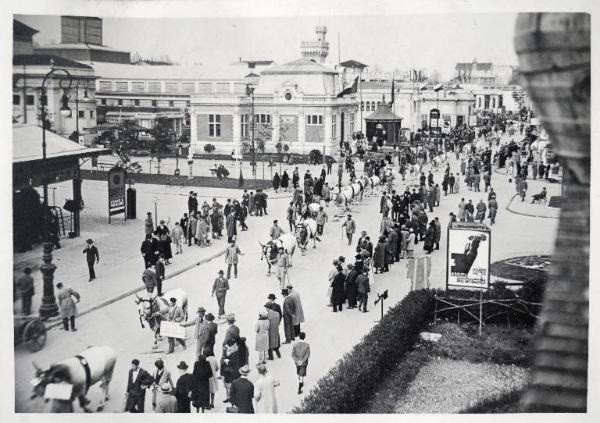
{"left": 160, "top": 321, "right": 186, "bottom": 339}
{"left": 446, "top": 223, "right": 491, "bottom": 290}
{"left": 469, "top": 115, "right": 477, "bottom": 127}
{"left": 429, "top": 108, "right": 440, "bottom": 119}
{"left": 108, "top": 166, "right": 126, "bottom": 221}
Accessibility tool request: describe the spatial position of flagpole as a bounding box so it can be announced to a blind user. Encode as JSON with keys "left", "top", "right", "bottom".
{"left": 359, "top": 69, "right": 363, "bottom": 133}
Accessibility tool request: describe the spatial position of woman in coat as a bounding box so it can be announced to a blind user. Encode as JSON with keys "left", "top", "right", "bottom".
{"left": 265, "top": 303, "right": 281, "bottom": 359}
{"left": 192, "top": 355, "right": 212, "bottom": 413}
{"left": 405, "top": 229, "right": 415, "bottom": 258}
{"left": 344, "top": 263, "right": 358, "bottom": 309}
{"left": 205, "top": 353, "right": 219, "bottom": 409}
{"left": 254, "top": 364, "right": 280, "bottom": 414}
{"left": 56, "top": 283, "right": 80, "bottom": 331}
{"left": 330, "top": 265, "right": 346, "bottom": 312}
{"left": 434, "top": 184, "right": 442, "bottom": 206}
{"left": 220, "top": 339, "right": 240, "bottom": 402}
{"left": 254, "top": 310, "right": 270, "bottom": 364}
{"left": 188, "top": 214, "right": 198, "bottom": 245}
{"left": 423, "top": 221, "right": 436, "bottom": 254}
{"left": 196, "top": 217, "right": 208, "bottom": 246}
{"left": 226, "top": 213, "right": 237, "bottom": 242}
{"left": 272, "top": 173, "right": 281, "bottom": 193}
{"left": 373, "top": 236, "right": 388, "bottom": 273}
{"left": 281, "top": 171, "right": 290, "bottom": 191}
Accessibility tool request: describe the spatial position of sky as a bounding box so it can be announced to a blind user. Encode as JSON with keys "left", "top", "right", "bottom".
{"left": 16, "top": 14, "right": 519, "bottom": 78}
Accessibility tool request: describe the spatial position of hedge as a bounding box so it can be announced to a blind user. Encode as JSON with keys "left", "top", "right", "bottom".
{"left": 293, "top": 289, "right": 435, "bottom": 413}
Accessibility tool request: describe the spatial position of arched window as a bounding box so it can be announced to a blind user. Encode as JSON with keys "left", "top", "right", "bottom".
{"left": 361, "top": 101, "right": 364, "bottom": 111}
{"left": 366, "top": 102, "right": 370, "bottom": 111}
{"left": 376, "top": 101, "right": 380, "bottom": 109}
{"left": 371, "top": 101, "right": 375, "bottom": 110}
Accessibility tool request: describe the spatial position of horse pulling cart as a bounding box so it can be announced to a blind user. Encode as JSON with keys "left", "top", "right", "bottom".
{"left": 14, "top": 315, "right": 47, "bottom": 352}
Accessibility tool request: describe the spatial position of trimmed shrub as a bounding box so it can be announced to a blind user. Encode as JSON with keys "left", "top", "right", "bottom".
{"left": 203, "top": 143, "right": 215, "bottom": 154}
{"left": 461, "top": 388, "right": 524, "bottom": 413}
{"left": 294, "top": 289, "right": 435, "bottom": 413}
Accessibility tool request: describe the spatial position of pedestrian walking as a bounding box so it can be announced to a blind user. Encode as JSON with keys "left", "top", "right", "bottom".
{"left": 476, "top": 199, "right": 487, "bottom": 223}
{"left": 225, "top": 241, "right": 244, "bottom": 279}
{"left": 281, "top": 289, "right": 296, "bottom": 343}
{"left": 433, "top": 217, "right": 442, "bottom": 250}
{"left": 275, "top": 247, "right": 289, "bottom": 289}
{"left": 182, "top": 307, "right": 207, "bottom": 358}
{"left": 342, "top": 214, "right": 356, "bottom": 245}
{"left": 226, "top": 212, "right": 237, "bottom": 243}
{"left": 230, "top": 365, "right": 254, "bottom": 413}
{"left": 265, "top": 303, "right": 281, "bottom": 360}
{"left": 330, "top": 265, "right": 346, "bottom": 312}
{"left": 291, "top": 332, "right": 310, "bottom": 394}
{"left": 83, "top": 238, "right": 99, "bottom": 281}
{"left": 488, "top": 197, "right": 499, "bottom": 225}
{"left": 172, "top": 222, "right": 184, "bottom": 254}
{"left": 140, "top": 234, "right": 155, "bottom": 268}
{"left": 254, "top": 364, "right": 280, "bottom": 413}
{"left": 220, "top": 338, "right": 240, "bottom": 403}
{"left": 287, "top": 284, "right": 305, "bottom": 337}
{"left": 192, "top": 355, "right": 212, "bottom": 413}
{"left": 255, "top": 310, "right": 270, "bottom": 364}
{"left": 315, "top": 206, "right": 328, "bottom": 236}
{"left": 167, "top": 298, "right": 186, "bottom": 354}
{"left": 223, "top": 314, "right": 240, "bottom": 347}
{"left": 125, "top": 359, "right": 153, "bottom": 413}
{"left": 145, "top": 212, "right": 154, "bottom": 236}
{"left": 405, "top": 229, "right": 415, "bottom": 258}
{"left": 175, "top": 361, "right": 193, "bottom": 413}
{"left": 16, "top": 267, "right": 34, "bottom": 315}
{"left": 270, "top": 220, "right": 283, "bottom": 240}
{"left": 56, "top": 282, "right": 80, "bottom": 331}
{"left": 211, "top": 270, "right": 229, "bottom": 318}
{"left": 205, "top": 351, "right": 219, "bottom": 409}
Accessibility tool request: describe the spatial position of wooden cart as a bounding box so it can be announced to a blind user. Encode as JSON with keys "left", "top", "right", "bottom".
{"left": 14, "top": 316, "right": 47, "bottom": 352}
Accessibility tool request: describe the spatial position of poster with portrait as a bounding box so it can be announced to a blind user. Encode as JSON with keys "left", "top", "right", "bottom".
{"left": 446, "top": 223, "right": 491, "bottom": 290}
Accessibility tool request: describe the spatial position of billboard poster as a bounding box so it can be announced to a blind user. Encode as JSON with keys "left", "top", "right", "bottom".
{"left": 446, "top": 223, "right": 491, "bottom": 290}
{"left": 108, "top": 166, "right": 126, "bottom": 221}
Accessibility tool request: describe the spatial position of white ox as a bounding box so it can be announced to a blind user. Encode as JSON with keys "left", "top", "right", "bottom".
{"left": 31, "top": 346, "right": 117, "bottom": 412}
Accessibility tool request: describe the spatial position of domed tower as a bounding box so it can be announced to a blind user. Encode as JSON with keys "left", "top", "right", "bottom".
{"left": 300, "top": 26, "right": 329, "bottom": 63}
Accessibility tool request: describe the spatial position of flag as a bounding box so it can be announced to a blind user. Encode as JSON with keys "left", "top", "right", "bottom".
{"left": 350, "top": 76, "right": 359, "bottom": 94}
{"left": 390, "top": 79, "right": 395, "bottom": 106}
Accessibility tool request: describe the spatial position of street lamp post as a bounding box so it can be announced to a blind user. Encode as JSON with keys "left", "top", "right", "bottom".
{"left": 73, "top": 81, "right": 90, "bottom": 142}
{"left": 246, "top": 73, "right": 260, "bottom": 186}
{"left": 38, "top": 66, "right": 72, "bottom": 319}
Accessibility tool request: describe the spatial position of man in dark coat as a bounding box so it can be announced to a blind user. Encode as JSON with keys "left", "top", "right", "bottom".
{"left": 83, "top": 238, "right": 100, "bottom": 281}
{"left": 344, "top": 263, "right": 358, "bottom": 309}
{"left": 155, "top": 255, "right": 166, "bottom": 296}
{"left": 356, "top": 269, "right": 370, "bottom": 313}
{"left": 265, "top": 293, "right": 282, "bottom": 319}
{"left": 229, "top": 365, "right": 254, "bottom": 413}
{"left": 330, "top": 265, "right": 346, "bottom": 312}
{"left": 125, "top": 359, "right": 152, "bottom": 413}
{"left": 282, "top": 289, "right": 296, "bottom": 343}
{"left": 175, "top": 361, "right": 193, "bottom": 413}
{"left": 140, "top": 235, "right": 154, "bottom": 269}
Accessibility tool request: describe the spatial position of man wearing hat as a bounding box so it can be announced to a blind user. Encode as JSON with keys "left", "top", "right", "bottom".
{"left": 125, "top": 359, "right": 152, "bottom": 413}
{"left": 154, "top": 382, "right": 178, "bottom": 413}
{"left": 270, "top": 220, "right": 282, "bottom": 241}
{"left": 82, "top": 238, "right": 99, "bottom": 281}
{"left": 265, "top": 302, "right": 282, "bottom": 360}
{"left": 341, "top": 214, "right": 356, "bottom": 245}
{"left": 287, "top": 284, "right": 305, "bottom": 337}
{"left": 188, "top": 191, "right": 198, "bottom": 215}
{"left": 182, "top": 307, "right": 208, "bottom": 358}
{"left": 175, "top": 361, "right": 193, "bottom": 413}
{"left": 265, "top": 293, "right": 282, "bottom": 319}
{"left": 155, "top": 254, "right": 166, "bottom": 296}
{"left": 202, "top": 313, "right": 218, "bottom": 357}
{"left": 222, "top": 313, "right": 240, "bottom": 347}
{"left": 211, "top": 270, "right": 230, "bottom": 318}
{"left": 229, "top": 365, "right": 254, "bottom": 413}
{"left": 167, "top": 298, "right": 186, "bottom": 354}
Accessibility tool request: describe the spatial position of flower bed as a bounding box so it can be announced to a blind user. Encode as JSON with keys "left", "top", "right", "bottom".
{"left": 293, "top": 289, "right": 435, "bottom": 413}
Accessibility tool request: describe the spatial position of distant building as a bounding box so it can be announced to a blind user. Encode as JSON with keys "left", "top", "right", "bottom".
{"left": 300, "top": 25, "right": 329, "bottom": 64}
{"left": 12, "top": 19, "right": 97, "bottom": 142}
{"left": 455, "top": 58, "right": 495, "bottom": 85}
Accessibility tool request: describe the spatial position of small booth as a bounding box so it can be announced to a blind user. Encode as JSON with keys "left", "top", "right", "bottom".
{"left": 365, "top": 102, "right": 403, "bottom": 149}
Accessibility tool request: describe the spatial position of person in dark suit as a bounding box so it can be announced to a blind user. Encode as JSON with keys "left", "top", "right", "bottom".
{"left": 125, "top": 359, "right": 152, "bottom": 413}
{"left": 155, "top": 255, "right": 166, "bottom": 296}
{"left": 140, "top": 235, "right": 154, "bottom": 269}
{"left": 83, "top": 238, "right": 99, "bottom": 281}
{"left": 229, "top": 365, "right": 254, "bottom": 413}
{"left": 175, "top": 361, "right": 193, "bottom": 413}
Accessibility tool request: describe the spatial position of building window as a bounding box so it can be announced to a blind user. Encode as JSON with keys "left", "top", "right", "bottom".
{"left": 115, "top": 82, "right": 128, "bottom": 92}
{"left": 99, "top": 80, "right": 112, "bottom": 91}
{"left": 26, "top": 95, "right": 35, "bottom": 106}
{"left": 307, "top": 115, "right": 323, "bottom": 125}
{"left": 90, "top": 110, "right": 94, "bottom": 118}
{"left": 376, "top": 101, "right": 380, "bottom": 109}
{"left": 152, "top": 100, "right": 157, "bottom": 107}
{"left": 209, "top": 114, "right": 221, "bottom": 137}
{"left": 118, "top": 99, "right": 123, "bottom": 106}
{"left": 421, "top": 114, "right": 428, "bottom": 127}
{"left": 134, "top": 99, "right": 140, "bottom": 106}
{"left": 13, "top": 94, "right": 20, "bottom": 105}
{"left": 215, "top": 82, "right": 230, "bottom": 93}
{"left": 442, "top": 114, "right": 451, "bottom": 122}
{"left": 241, "top": 114, "right": 248, "bottom": 138}
{"left": 331, "top": 114, "right": 337, "bottom": 139}
{"left": 131, "top": 82, "right": 145, "bottom": 93}
{"left": 169, "top": 100, "right": 174, "bottom": 108}
{"left": 360, "top": 101, "right": 364, "bottom": 111}
{"left": 101, "top": 98, "right": 106, "bottom": 105}
{"left": 255, "top": 114, "right": 271, "bottom": 124}
{"left": 182, "top": 82, "right": 195, "bottom": 93}
{"left": 349, "top": 113, "right": 355, "bottom": 134}
{"left": 148, "top": 81, "right": 161, "bottom": 93}
{"left": 165, "top": 82, "right": 178, "bottom": 93}
{"left": 371, "top": 101, "right": 375, "bottom": 110}
{"left": 198, "top": 82, "right": 212, "bottom": 94}
{"left": 78, "top": 110, "right": 85, "bottom": 118}
{"left": 366, "top": 102, "right": 370, "bottom": 112}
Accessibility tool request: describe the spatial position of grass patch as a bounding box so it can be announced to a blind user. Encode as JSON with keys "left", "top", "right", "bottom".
{"left": 461, "top": 388, "right": 524, "bottom": 413}
{"left": 490, "top": 261, "right": 546, "bottom": 282}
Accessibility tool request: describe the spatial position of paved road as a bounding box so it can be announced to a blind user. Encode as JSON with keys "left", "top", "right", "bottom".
{"left": 14, "top": 136, "right": 558, "bottom": 413}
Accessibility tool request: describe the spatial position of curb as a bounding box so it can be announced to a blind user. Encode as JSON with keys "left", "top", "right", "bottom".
{"left": 505, "top": 194, "right": 559, "bottom": 220}
{"left": 43, "top": 248, "right": 227, "bottom": 330}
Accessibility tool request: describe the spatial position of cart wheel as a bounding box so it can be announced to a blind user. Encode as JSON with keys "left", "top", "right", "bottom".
{"left": 23, "top": 319, "right": 46, "bottom": 352}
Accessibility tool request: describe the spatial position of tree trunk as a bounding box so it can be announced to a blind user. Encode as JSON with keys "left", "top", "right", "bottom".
{"left": 514, "top": 13, "right": 590, "bottom": 412}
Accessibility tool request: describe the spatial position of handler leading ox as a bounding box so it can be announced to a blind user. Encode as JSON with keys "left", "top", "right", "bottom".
{"left": 135, "top": 288, "right": 188, "bottom": 348}
{"left": 260, "top": 232, "right": 297, "bottom": 275}
{"left": 31, "top": 346, "right": 117, "bottom": 412}
{"left": 295, "top": 217, "right": 319, "bottom": 254}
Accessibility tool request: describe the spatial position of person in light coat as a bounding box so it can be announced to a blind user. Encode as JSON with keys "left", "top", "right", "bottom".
{"left": 286, "top": 284, "right": 305, "bottom": 337}
{"left": 57, "top": 282, "right": 80, "bottom": 331}
{"left": 457, "top": 198, "right": 466, "bottom": 222}
{"left": 265, "top": 302, "right": 282, "bottom": 360}
{"left": 254, "top": 310, "right": 270, "bottom": 364}
{"left": 171, "top": 222, "right": 184, "bottom": 254}
{"left": 253, "top": 364, "right": 280, "bottom": 413}
{"left": 406, "top": 229, "right": 415, "bottom": 258}
{"left": 224, "top": 241, "right": 243, "bottom": 279}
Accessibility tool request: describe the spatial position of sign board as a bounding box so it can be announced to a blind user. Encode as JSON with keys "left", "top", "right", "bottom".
{"left": 160, "top": 321, "right": 186, "bottom": 339}
{"left": 429, "top": 108, "right": 440, "bottom": 119}
{"left": 108, "top": 166, "right": 126, "bottom": 220}
{"left": 44, "top": 383, "right": 73, "bottom": 400}
{"left": 469, "top": 116, "right": 477, "bottom": 127}
{"left": 446, "top": 223, "right": 491, "bottom": 290}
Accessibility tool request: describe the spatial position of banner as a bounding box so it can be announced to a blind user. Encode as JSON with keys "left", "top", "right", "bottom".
{"left": 160, "top": 321, "right": 186, "bottom": 339}
{"left": 446, "top": 223, "right": 491, "bottom": 290}
{"left": 108, "top": 166, "right": 126, "bottom": 218}
{"left": 44, "top": 383, "right": 73, "bottom": 400}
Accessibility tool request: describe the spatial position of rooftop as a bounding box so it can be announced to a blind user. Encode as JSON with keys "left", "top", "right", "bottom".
{"left": 13, "top": 125, "right": 109, "bottom": 163}
{"left": 261, "top": 58, "right": 337, "bottom": 75}
{"left": 13, "top": 19, "right": 38, "bottom": 37}
{"left": 36, "top": 43, "right": 130, "bottom": 54}
{"left": 13, "top": 54, "right": 93, "bottom": 70}
{"left": 89, "top": 61, "right": 249, "bottom": 81}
